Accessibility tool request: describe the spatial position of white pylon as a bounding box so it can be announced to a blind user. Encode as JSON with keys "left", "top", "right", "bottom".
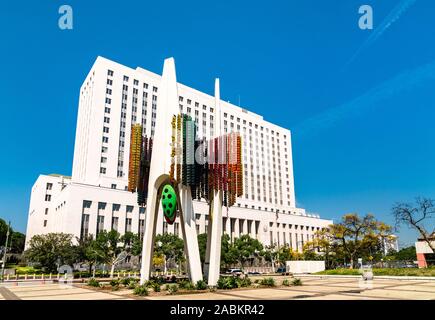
{"left": 204, "top": 78, "right": 224, "bottom": 287}
{"left": 140, "top": 58, "right": 203, "bottom": 285}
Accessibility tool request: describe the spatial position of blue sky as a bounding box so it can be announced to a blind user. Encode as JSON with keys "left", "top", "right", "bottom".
{"left": 1, "top": 0, "right": 434, "bottom": 247}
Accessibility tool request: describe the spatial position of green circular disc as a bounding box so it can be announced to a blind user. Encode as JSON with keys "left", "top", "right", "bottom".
{"left": 161, "top": 184, "right": 177, "bottom": 222}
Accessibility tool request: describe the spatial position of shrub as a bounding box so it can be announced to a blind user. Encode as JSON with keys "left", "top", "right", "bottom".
{"left": 282, "top": 279, "right": 290, "bottom": 286}
{"left": 110, "top": 279, "right": 120, "bottom": 291}
{"left": 259, "top": 277, "right": 276, "bottom": 287}
{"left": 167, "top": 284, "right": 179, "bottom": 295}
{"left": 150, "top": 276, "right": 165, "bottom": 284}
{"left": 254, "top": 279, "right": 259, "bottom": 284}
{"left": 236, "top": 277, "right": 252, "bottom": 288}
{"left": 87, "top": 278, "right": 100, "bottom": 288}
{"left": 195, "top": 280, "right": 207, "bottom": 290}
{"left": 133, "top": 285, "right": 149, "bottom": 296}
{"left": 292, "top": 278, "right": 302, "bottom": 286}
{"left": 217, "top": 276, "right": 238, "bottom": 289}
{"left": 178, "top": 279, "right": 195, "bottom": 290}
{"left": 120, "top": 277, "right": 138, "bottom": 286}
{"left": 152, "top": 282, "right": 161, "bottom": 292}
{"left": 127, "top": 281, "right": 137, "bottom": 290}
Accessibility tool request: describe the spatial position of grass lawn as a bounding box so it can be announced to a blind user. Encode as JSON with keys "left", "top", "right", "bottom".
{"left": 315, "top": 268, "right": 435, "bottom": 277}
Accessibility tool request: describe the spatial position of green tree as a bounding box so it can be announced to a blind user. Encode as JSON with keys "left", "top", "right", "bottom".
{"left": 94, "top": 230, "right": 126, "bottom": 278}
{"left": 74, "top": 234, "right": 97, "bottom": 274}
{"left": 329, "top": 213, "right": 381, "bottom": 268}
{"left": 24, "top": 233, "right": 75, "bottom": 273}
{"left": 197, "top": 233, "right": 207, "bottom": 265}
{"left": 231, "top": 234, "right": 263, "bottom": 267}
{"left": 221, "top": 233, "right": 237, "bottom": 267}
{"left": 154, "top": 233, "right": 185, "bottom": 271}
{"left": 9, "top": 231, "right": 26, "bottom": 253}
{"left": 0, "top": 218, "right": 9, "bottom": 248}
{"left": 386, "top": 246, "right": 416, "bottom": 261}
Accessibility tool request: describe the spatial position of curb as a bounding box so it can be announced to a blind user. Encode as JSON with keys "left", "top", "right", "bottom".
{"left": 296, "top": 274, "right": 435, "bottom": 281}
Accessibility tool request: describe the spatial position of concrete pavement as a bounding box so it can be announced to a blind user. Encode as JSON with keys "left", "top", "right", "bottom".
{"left": 0, "top": 276, "right": 434, "bottom": 300}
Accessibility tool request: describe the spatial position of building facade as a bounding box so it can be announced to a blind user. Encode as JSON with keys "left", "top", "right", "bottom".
{"left": 26, "top": 56, "right": 332, "bottom": 250}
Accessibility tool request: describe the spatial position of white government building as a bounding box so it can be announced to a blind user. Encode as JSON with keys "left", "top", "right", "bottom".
{"left": 25, "top": 56, "right": 332, "bottom": 251}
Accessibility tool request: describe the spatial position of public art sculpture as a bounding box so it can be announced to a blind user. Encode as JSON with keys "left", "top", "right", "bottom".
{"left": 127, "top": 57, "right": 243, "bottom": 286}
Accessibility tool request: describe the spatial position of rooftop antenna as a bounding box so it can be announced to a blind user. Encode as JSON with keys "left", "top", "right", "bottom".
{"left": 238, "top": 94, "right": 241, "bottom": 107}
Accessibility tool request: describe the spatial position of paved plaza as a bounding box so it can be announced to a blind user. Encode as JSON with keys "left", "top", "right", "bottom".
{"left": 0, "top": 276, "right": 434, "bottom": 300}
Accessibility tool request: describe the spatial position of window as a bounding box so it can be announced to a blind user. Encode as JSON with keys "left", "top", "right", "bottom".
{"left": 107, "top": 79, "right": 113, "bottom": 85}
{"left": 104, "top": 117, "right": 110, "bottom": 123}
{"left": 96, "top": 216, "right": 105, "bottom": 235}
{"left": 111, "top": 184, "right": 116, "bottom": 189}
{"left": 153, "top": 86, "right": 158, "bottom": 92}
{"left": 112, "top": 217, "right": 119, "bottom": 231}
{"left": 104, "top": 107, "right": 111, "bottom": 114}
{"left": 134, "top": 79, "right": 139, "bottom": 86}
{"left": 101, "top": 157, "right": 107, "bottom": 163}
{"left": 123, "top": 75, "right": 129, "bottom": 82}
{"left": 139, "top": 219, "right": 145, "bottom": 238}
{"left": 103, "top": 127, "right": 109, "bottom": 133}
{"left": 108, "top": 70, "right": 114, "bottom": 76}
{"left": 106, "top": 88, "right": 112, "bottom": 95}
{"left": 125, "top": 218, "right": 132, "bottom": 232}
{"left": 46, "top": 183, "right": 53, "bottom": 190}
{"left": 105, "top": 98, "right": 111, "bottom": 104}
{"left": 45, "top": 208, "right": 48, "bottom": 215}
{"left": 126, "top": 205, "right": 133, "bottom": 213}
{"left": 195, "top": 213, "right": 201, "bottom": 220}
{"left": 43, "top": 220, "right": 47, "bottom": 227}
{"left": 80, "top": 214, "right": 90, "bottom": 239}
{"left": 100, "top": 167, "right": 106, "bottom": 174}
{"left": 45, "top": 194, "right": 51, "bottom": 201}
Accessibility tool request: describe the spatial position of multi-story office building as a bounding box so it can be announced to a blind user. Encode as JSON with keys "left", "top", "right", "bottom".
{"left": 26, "top": 56, "right": 332, "bottom": 250}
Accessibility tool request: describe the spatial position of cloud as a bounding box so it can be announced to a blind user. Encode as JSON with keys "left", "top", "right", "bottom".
{"left": 295, "top": 59, "right": 435, "bottom": 137}
{"left": 345, "top": 0, "right": 418, "bottom": 67}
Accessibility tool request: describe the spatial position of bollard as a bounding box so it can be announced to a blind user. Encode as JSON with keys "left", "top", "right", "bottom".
{"left": 128, "top": 272, "right": 131, "bottom": 277}
{"left": 49, "top": 273, "right": 52, "bottom": 280}
{"left": 25, "top": 274, "right": 28, "bottom": 280}
{"left": 33, "top": 273, "right": 36, "bottom": 280}
{"left": 57, "top": 273, "right": 60, "bottom": 280}
{"left": 6, "top": 274, "right": 10, "bottom": 281}
{"left": 117, "top": 272, "right": 120, "bottom": 278}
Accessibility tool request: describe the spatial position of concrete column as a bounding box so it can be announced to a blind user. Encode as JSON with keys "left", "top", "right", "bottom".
{"left": 206, "top": 191, "right": 223, "bottom": 287}
{"left": 234, "top": 218, "right": 240, "bottom": 239}
{"left": 179, "top": 186, "right": 203, "bottom": 284}
{"left": 242, "top": 219, "right": 248, "bottom": 235}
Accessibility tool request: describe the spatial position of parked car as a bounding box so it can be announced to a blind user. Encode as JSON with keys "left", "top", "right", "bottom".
{"left": 226, "top": 268, "right": 243, "bottom": 275}
{"left": 247, "top": 271, "right": 261, "bottom": 275}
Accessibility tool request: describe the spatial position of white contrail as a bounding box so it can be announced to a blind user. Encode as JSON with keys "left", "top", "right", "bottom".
{"left": 345, "top": 0, "right": 418, "bottom": 67}
{"left": 295, "top": 59, "right": 435, "bottom": 137}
